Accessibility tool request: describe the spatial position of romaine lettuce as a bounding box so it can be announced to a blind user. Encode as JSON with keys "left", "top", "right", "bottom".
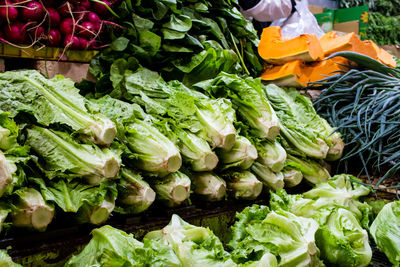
{"left": 228, "top": 204, "right": 323, "bottom": 267}
{"left": 145, "top": 214, "right": 236, "bottom": 266}
{"left": 222, "top": 171, "right": 263, "bottom": 200}
{"left": 218, "top": 136, "right": 258, "bottom": 170}
{"left": 194, "top": 72, "right": 280, "bottom": 140}
{"left": 370, "top": 201, "right": 400, "bottom": 266}
{"left": 26, "top": 126, "right": 121, "bottom": 185}
{"left": 0, "top": 71, "right": 116, "bottom": 145}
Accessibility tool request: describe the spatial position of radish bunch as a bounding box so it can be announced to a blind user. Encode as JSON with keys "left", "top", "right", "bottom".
{"left": 0, "top": 0, "right": 118, "bottom": 50}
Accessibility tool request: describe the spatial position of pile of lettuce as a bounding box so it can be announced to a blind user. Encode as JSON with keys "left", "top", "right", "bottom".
{"left": 65, "top": 175, "right": 381, "bottom": 267}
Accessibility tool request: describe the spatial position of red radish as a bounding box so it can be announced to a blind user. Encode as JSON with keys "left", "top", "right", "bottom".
{"left": 21, "top": 1, "right": 44, "bottom": 21}
{"left": 60, "top": 17, "right": 75, "bottom": 35}
{"left": 69, "top": 0, "right": 81, "bottom": 4}
{"left": 73, "top": 6, "right": 87, "bottom": 20}
{"left": 0, "top": 0, "right": 18, "bottom": 21}
{"left": 58, "top": 1, "right": 74, "bottom": 17}
{"left": 46, "top": 8, "right": 60, "bottom": 27}
{"left": 87, "top": 12, "right": 101, "bottom": 31}
{"left": 87, "top": 12, "right": 101, "bottom": 24}
{"left": 4, "top": 22, "right": 27, "bottom": 43}
{"left": 93, "top": 0, "right": 111, "bottom": 16}
{"left": 80, "top": 0, "right": 91, "bottom": 9}
{"left": 63, "top": 33, "right": 80, "bottom": 49}
{"left": 47, "top": 28, "right": 61, "bottom": 46}
{"left": 78, "top": 21, "right": 95, "bottom": 38}
{"left": 78, "top": 37, "right": 88, "bottom": 49}
{"left": 28, "top": 25, "right": 44, "bottom": 39}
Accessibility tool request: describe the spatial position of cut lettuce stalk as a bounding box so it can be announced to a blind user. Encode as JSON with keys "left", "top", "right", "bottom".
{"left": 193, "top": 99, "right": 236, "bottom": 150}
{"left": 26, "top": 126, "right": 121, "bottom": 184}
{"left": 286, "top": 154, "right": 330, "bottom": 185}
{"left": 194, "top": 72, "right": 280, "bottom": 140}
{"left": 192, "top": 172, "right": 226, "bottom": 202}
{"left": 257, "top": 139, "right": 287, "bottom": 172}
{"left": 251, "top": 162, "right": 284, "bottom": 191}
{"left": 117, "top": 168, "right": 155, "bottom": 214}
{"left": 89, "top": 96, "right": 182, "bottom": 174}
{"left": 218, "top": 136, "right": 258, "bottom": 170}
{"left": 77, "top": 194, "right": 116, "bottom": 225}
{"left": 282, "top": 167, "right": 303, "bottom": 188}
{"left": 151, "top": 171, "right": 191, "bottom": 207}
{"left": 124, "top": 120, "right": 182, "bottom": 173}
{"left": 222, "top": 171, "right": 263, "bottom": 200}
{"left": 175, "top": 127, "right": 218, "bottom": 172}
{"left": 0, "top": 70, "right": 116, "bottom": 145}
{"left": 318, "top": 120, "right": 344, "bottom": 161}
{"left": 11, "top": 188, "right": 54, "bottom": 231}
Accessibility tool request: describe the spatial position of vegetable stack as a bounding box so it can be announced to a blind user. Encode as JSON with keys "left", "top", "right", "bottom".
{"left": 0, "top": 0, "right": 119, "bottom": 50}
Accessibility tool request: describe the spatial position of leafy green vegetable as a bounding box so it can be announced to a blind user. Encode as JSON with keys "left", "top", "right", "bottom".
{"left": 270, "top": 174, "right": 371, "bottom": 225}
{"left": 32, "top": 178, "right": 116, "bottom": 217}
{"left": 90, "top": 95, "right": 182, "bottom": 174}
{"left": 370, "top": 201, "right": 400, "bottom": 266}
{"left": 156, "top": 120, "right": 219, "bottom": 172}
{"left": 92, "top": 0, "right": 262, "bottom": 91}
{"left": 115, "top": 168, "right": 155, "bottom": 214}
{"left": 285, "top": 154, "right": 330, "bottom": 185}
{"left": 145, "top": 214, "right": 236, "bottom": 266}
{"left": 257, "top": 139, "right": 287, "bottom": 172}
{"left": 10, "top": 187, "right": 54, "bottom": 231}
{"left": 195, "top": 73, "right": 280, "bottom": 140}
{"left": 282, "top": 167, "right": 303, "bottom": 188}
{"left": 228, "top": 204, "right": 323, "bottom": 266}
{"left": 217, "top": 136, "right": 257, "bottom": 170}
{"left": 0, "top": 113, "right": 19, "bottom": 153}
{"left": 124, "top": 68, "right": 237, "bottom": 150}
{"left": 222, "top": 171, "right": 263, "bottom": 200}
{"left": 0, "top": 203, "right": 10, "bottom": 233}
{"left": 65, "top": 225, "right": 181, "bottom": 267}
{"left": 264, "top": 85, "right": 338, "bottom": 160}
{"left": 191, "top": 172, "right": 226, "bottom": 202}
{"left": 0, "top": 70, "right": 116, "bottom": 145}
{"left": 251, "top": 162, "right": 284, "bottom": 191}
{"left": 0, "top": 250, "right": 21, "bottom": 267}
{"left": 26, "top": 126, "right": 121, "bottom": 185}
{"left": 76, "top": 193, "right": 116, "bottom": 225}
{"left": 0, "top": 152, "right": 27, "bottom": 198}
{"left": 151, "top": 171, "right": 191, "bottom": 207}
{"left": 316, "top": 208, "right": 372, "bottom": 267}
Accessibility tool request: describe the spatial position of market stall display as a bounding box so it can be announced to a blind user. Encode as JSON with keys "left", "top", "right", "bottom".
{"left": 0, "top": 0, "right": 399, "bottom": 266}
